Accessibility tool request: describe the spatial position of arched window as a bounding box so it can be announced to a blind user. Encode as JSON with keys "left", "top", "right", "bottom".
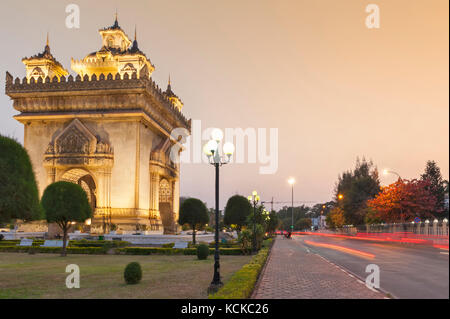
{"left": 106, "top": 36, "right": 114, "bottom": 48}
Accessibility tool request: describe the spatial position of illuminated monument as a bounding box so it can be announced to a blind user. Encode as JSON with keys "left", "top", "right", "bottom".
{"left": 5, "top": 17, "right": 190, "bottom": 234}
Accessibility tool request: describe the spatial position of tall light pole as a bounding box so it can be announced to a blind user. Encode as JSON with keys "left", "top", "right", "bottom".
{"left": 248, "top": 191, "right": 260, "bottom": 253}
{"left": 288, "top": 178, "right": 295, "bottom": 231}
{"left": 204, "top": 128, "right": 235, "bottom": 293}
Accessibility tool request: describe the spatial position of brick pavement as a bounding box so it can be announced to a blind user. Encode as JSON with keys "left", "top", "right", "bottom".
{"left": 252, "top": 237, "right": 385, "bottom": 299}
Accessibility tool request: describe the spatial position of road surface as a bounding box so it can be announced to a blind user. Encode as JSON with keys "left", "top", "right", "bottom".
{"left": 294, "top": 234, "right": 449, "bottom": 299}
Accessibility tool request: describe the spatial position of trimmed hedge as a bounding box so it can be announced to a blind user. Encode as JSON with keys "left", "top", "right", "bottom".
{"left": 115, "top": 247, "right": 243, "bottom": 256}
{"left": 0, "top": 239, "right": 129, "bottom": 248}
{"left": 69, "top": 240, "right": 129, "bottom": 248}
{"left": 209, "top": 239, "right": 274, "bottom": 299}
{"left": 208, "top": 242, "right": 239, "bottom": 248}
{"left": 0, "top": 245, "right": 107, "bottom": 254}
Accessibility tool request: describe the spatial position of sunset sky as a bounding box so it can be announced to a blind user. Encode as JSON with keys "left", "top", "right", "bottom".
{"left": 0, "top": 0, "right": 448, "bottom": 209}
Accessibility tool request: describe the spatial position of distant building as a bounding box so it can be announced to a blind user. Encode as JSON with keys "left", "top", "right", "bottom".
{"left": 319, "top": 215, "right": 327, "bottom": 229}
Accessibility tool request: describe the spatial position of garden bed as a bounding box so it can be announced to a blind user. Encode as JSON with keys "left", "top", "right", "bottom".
{"left": 209, "top": 238, "right": 274, "bottom": 299}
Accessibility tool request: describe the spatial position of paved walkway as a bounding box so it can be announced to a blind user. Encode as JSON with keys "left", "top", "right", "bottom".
{"left": 252, "top": 237, "right": 385, "bottom": 299}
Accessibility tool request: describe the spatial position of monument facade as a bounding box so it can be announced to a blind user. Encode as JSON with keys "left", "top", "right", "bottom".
{"left": 5, "top": 17, "right": 191, "bottom": 234}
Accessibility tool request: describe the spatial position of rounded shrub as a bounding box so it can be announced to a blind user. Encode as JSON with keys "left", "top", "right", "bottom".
{"left": 124, "top": 262, "right": 142, "bottom": 284}
{"left": 197, "top": 244, "right": 209, "bottom": 260}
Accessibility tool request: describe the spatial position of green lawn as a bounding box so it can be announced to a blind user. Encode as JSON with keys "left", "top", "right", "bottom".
{"left": 0, "top": 252, "right": 252, "bottom": 299}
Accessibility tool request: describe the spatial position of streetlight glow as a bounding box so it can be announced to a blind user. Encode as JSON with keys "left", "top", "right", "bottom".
{"left": 205, "top": 140, "right": 218, "bottom": 154}
{"left": 203, "top": 143, "right": 213, "bottom": 156}
{"left": 383, "top": 169, "right": 402, "bottom": 180}
{"left": 211, "top": 128, "right": 224, "bottom": 142}
{"left": 223, "top": 142, "right": 235, "bottom": 155}
{"left": 288, "top": 177, "right": 295, "bottom": 185}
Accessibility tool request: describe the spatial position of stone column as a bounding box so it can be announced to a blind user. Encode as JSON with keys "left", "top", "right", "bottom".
{"left": 172, "top": 177, "right": 180, "bottom": 233}
{"left": 95, "top": 167, "right": 112, "bottom": 226}
{"left": 46, "top": 167, "right": 56, "bottom": 190}
{"left": 149, "top": 171, "right": 160, "bottom": 229}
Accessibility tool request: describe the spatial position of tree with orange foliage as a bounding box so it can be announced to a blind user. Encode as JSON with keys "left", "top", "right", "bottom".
{"left": 325, "top": 207, "right": 346, "bottom": 228}
{"left": 367, "top": 179, "right": 438, "bottom": 223}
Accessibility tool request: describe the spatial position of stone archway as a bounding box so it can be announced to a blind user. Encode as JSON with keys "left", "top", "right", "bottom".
{"left": 46, "top": 168, "right": 98, "bottom": 237}
{"left": 159, "top": 178, "right": 175, "bottom": 234}
{"left": 60, "top": 168, "right": 97, "bottom": 214}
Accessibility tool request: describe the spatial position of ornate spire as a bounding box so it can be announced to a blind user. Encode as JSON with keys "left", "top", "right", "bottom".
{"left": 129, "top": 26, "right": 142, "bottom": 53}
{"left": 165, "top": 75, "right": 175, "bottom": 97}
{"left": 102, "top": 10, "right": 121, "bottom": 30}
{"left": 164, "top": 75, "right": 183, "bottom": 111}
{"left": 44, "top": 32, "right": 50, "bottom": 54}
{"left": 114, "top": 10, "right": 119, "bottom": 27}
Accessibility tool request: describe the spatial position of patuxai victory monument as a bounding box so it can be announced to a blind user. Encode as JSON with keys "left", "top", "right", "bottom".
{"left": 5, "top": 17, "right": 191, "bottom": 234}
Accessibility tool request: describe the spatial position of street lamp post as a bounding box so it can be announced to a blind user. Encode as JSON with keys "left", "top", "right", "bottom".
{"left": 248, "top": 191, "right": 260, "bottom": 253}
{"left": 288, "top": 178, "right": 295, "bottom": 231}
{"left": 383, "top": 169, "right": 402, "bottom": 181}
{"left": 204, "top": 129, "right": 234, "bottom": 293}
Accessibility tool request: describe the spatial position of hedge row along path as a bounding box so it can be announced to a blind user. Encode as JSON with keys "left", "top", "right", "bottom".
{"left": 252, "top": 237, "right": 385, "bottom": 299}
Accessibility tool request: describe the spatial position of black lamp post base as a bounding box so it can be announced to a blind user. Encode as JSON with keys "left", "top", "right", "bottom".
{"left": 207, "top": 281, "right": 224, "bottom": 294}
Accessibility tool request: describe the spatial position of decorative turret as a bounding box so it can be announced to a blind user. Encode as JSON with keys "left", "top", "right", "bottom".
{"left": 71, "top": 16, "right": 154, "bottom": 79}
{"left": 99, "top": 13, "right": 131, "bottom": 51}
{"left": 165, "top": 76, "right": 183, "bottom": 111}
{"left": 22, "top": 33, "right": 68, "bottom": 82}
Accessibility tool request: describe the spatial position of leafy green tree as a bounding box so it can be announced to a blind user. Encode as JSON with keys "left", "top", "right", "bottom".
{"left": 224, "top": 195, "right": 252, "bottom": 232}
{"left": 0, "top": 135, "right": 42, "bottom": 224}
{"left": 363, "top": 207, "right": 383, "bottom": 224}
{"left": 246, "top": 204, "right": 269, "bottom": 228}
{"left": 266, "top": 211, "right": 280, "bottom": 235}
{"left": 277, "top": 205, "right": 309, "bottom": 230}
{"left": 179, "top": 198, "right": 209, "bottom": 244}
{"left": 326, "top": 207, "right": 345, "bottom": 229}
{"left": 335, "top": 157, "right": 380, "bottom": 225}
{"left": 310, "top": 201, "right": 335, "bottom": 218}
{"left": 41, "top": 181, "right": 92, "bottom": 256}
{"left": 295, "top": 218, "right": 312, "bottom": 230}
{"left": 421, "top": 160, "right": 447, "bottom": 214}
{"left": 237, "top": 229, "right": 252, "bottom": 255}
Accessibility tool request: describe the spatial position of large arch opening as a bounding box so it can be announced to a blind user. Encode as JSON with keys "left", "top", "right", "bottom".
{"left": 60, "top": 168, "right": 97, "bottom": 214}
